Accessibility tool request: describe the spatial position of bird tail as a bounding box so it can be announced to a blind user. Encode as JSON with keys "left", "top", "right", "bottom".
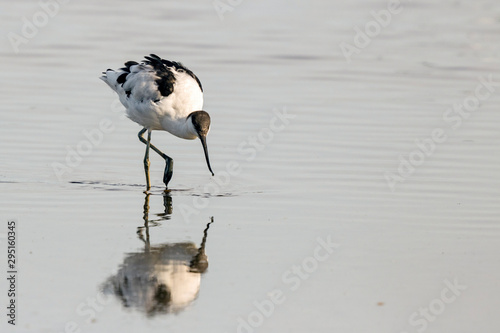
{"left": 100, "top": 69, "right": 123, "bottom": 93}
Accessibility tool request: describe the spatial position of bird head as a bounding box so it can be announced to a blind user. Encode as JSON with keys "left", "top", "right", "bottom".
{"left": 189, "top": 111, "right": 214, "bottom": 176}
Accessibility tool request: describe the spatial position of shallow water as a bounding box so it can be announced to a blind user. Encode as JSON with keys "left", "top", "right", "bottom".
{"left": 1, "top": 0, "right": 500, "bottom": 332}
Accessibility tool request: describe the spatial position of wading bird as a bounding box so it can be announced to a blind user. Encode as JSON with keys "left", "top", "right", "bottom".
{"left": 100, "top": 54, "right": 214, "bottom": 191}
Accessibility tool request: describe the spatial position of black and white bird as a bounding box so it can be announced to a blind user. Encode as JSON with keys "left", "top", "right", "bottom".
{"left": 100, "top": 54, "right": 214, "bottom": 191}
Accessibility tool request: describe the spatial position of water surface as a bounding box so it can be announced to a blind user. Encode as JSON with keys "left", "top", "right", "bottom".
{"left": 1, "top": 0, "right": 500, "bottom": 332}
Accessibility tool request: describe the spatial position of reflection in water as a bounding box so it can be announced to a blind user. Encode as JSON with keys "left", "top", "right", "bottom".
{"left": 102, "top": 193, "right": 213, "bottom": 316}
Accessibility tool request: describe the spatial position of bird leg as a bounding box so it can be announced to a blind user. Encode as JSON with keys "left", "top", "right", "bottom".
{"left": 142, "top": 129, "right": 152, "bottom": 192}
{"left": 138, "top": 128, "right": 174, "bottom": 189}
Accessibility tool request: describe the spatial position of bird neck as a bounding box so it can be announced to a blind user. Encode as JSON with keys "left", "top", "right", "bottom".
{"left": 161, "top": 116, "right": 198, "bottom": 140}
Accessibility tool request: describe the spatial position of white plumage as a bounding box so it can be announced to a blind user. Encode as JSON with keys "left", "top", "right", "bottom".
{"left": 101, "top": 56, "right": 204, "bottom": 139}
{"left": 100, "top": 54, "right": 214, "bottom": 190}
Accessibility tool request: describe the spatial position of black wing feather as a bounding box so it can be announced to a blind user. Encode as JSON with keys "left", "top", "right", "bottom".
{"left": 143, "top": 54, "right": 177, "bottom": 97}
{"left": 116, "top": 73, "right": 128, "bottom": 84}
{"left": 114, "top": 54, "right": 203, "bottom": 99}
{"left": 146, "top": 54, "right": 203, "bottom": 93}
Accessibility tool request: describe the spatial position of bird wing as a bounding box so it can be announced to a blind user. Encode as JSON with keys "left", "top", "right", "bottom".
{"left": 100, "top": 54, "right": 204, "bottom": 130}
{"left": 100, "top": 54, "right": 202, "bottom": 105}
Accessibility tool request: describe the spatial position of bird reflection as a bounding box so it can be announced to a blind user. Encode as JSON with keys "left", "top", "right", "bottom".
{"left": 102, "top": 193, "right": 213, "bottom": 316}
